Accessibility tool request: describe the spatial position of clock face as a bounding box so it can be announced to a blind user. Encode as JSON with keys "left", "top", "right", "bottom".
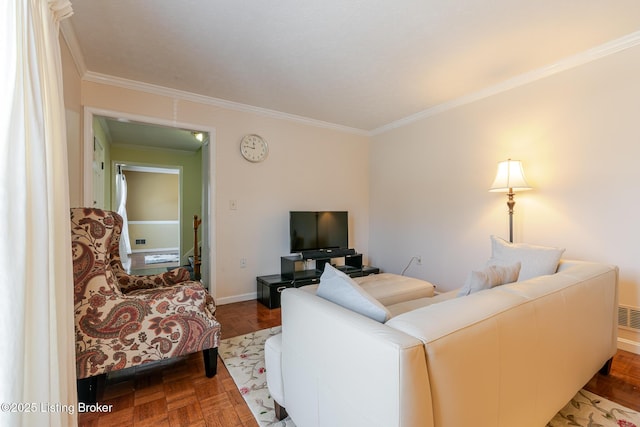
{"left": 240, "top": 134, "right": 268, "bottom": 162}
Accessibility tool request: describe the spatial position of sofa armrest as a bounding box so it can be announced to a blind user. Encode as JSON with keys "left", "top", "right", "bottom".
{"left": 281, "top": 288, "right": 434, "bottom": 427}
{"left": 127, "top": 282, "right": 217, "bottom": 317}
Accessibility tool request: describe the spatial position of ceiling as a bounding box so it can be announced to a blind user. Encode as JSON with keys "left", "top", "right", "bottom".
{"left": 68, "top": 1, "right": 640, "bottom": 133}
{"left": 99, "top": 117, "right": 205, "bottom": 152}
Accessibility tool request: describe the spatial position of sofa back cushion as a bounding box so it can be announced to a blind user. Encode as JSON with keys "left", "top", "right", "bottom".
{"left": 488, "top": 235, "right": 565, "bottom": 281}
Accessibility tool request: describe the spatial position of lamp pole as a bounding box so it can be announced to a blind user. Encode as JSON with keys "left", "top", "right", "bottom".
{"left": 507, "top": 188, "right": 515, "bottom": 243}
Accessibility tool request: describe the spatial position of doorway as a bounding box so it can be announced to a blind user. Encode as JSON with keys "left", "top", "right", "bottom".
{"left": 83, "top": 108, "right": 216, "bottom": 292}
{"left": 117, "top": 164, "right": 181, "bottom": 275}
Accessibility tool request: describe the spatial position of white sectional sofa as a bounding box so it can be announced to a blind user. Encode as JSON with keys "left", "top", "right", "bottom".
{"left": 269, "top": 256, "right": 619, "bottom": 427}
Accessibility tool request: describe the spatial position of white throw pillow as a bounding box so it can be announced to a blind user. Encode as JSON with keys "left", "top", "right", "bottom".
{"left": 457, "top": 262, "right": 521, "bottom": 296}
{"left": 316, "top": 264, "right": 391, "bottom": 323}
{"left": 488, "top": 235, "right": 565, "bottom": 281}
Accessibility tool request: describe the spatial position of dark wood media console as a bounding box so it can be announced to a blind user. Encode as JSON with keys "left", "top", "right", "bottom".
{"left": 256, "top": 249, "right": 379, "bottom": 309}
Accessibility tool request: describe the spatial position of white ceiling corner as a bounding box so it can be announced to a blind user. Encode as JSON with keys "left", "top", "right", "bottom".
{"left": 66, "top": 1, "right": 640, "bottom": 134}
{"left": 371, "top": 29, "right": 640, "bottom": 135}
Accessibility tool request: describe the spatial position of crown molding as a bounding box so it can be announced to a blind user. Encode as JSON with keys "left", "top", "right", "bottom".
{"left": 371, "top": 30, "right": 640, "bottom": 136}
{"left": 63, "top": 16, "right": 369, "bottom": 137}
{"left": 60, "top": 20, "right": 87, "bottom": 77}
{"left": 63, "top": 17, "right": 640, "bottom": 138}
{"left": 83, "top": 72, "right": 369, "bottom": 136}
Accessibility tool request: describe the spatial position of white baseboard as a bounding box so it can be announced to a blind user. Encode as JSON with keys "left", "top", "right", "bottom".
{"left": 131, "top": 247, "right": 179, "bottom": 254}
{"left": 618, "top": 337, "right": 640, "bottom": 355}
{"left": 216, "top": 292, "right": 257, "bottom": 306}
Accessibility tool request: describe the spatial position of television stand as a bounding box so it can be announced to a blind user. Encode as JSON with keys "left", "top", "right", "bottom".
{"left": 256, "top": 249, "right": 379, "bottom": 309}
{"left": 298, "top": 248, "right": 356, "bottom": 259}
{"left": 282, "top": 249, "right": 360, "bottom": 280}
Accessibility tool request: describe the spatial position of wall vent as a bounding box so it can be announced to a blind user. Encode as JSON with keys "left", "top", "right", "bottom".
{"left": 618, "top": 305, "right": 640, "bottom": 331}
{"left": 135, "top": 239, "right": 146, "bottom": 245}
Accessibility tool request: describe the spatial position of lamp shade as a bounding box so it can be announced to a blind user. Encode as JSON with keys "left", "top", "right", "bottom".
{"left": 489, "top": 159, "right": 532, "bottom": 192}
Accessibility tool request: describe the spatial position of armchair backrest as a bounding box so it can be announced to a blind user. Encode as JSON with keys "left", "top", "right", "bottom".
{"left": 71, "top": 208, "right": 220, "bottom": 381}
{"left": 104, "top": 209, "right": 131, "bottom": 280}
{"left": 70, "top": 208, "right": 123, "bottom": 306}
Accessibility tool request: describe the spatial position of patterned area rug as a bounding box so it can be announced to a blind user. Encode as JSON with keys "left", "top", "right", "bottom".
{"left": 548, "top": 389, "right": 639, "bottom": 427}
{"left": 219, "top": 327, "right": 639, "bottom": 427}
{"left": 219, "top": 327, "right": 291, "bottom": 427}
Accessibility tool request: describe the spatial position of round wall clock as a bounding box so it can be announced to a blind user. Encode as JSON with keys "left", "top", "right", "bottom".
{"left": 240, "top": 134, "right": 269, "bottom": 163}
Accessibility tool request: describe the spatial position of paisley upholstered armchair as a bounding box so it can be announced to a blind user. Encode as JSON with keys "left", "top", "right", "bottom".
{"left": 70, "top": 208, "right": 221, "bottom": 402}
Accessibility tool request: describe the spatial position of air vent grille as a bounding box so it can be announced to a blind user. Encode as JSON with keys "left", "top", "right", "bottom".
{"left": 618, "top": 305, "right": 640, "bottom": 331}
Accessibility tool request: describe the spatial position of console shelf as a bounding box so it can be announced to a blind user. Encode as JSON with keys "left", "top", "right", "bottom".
{"left": 281, "top": 251, "right": 362, "bottom": 280}
{"left": 257, "top": 249, "right": 379, "bottom": 309}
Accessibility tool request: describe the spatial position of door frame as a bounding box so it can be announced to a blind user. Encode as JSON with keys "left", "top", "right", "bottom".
{"left": 82, "top": 106, "right": 217, "bottom": 295}
{"left": 92, "top": 135, "right": 105, "bottom": 208}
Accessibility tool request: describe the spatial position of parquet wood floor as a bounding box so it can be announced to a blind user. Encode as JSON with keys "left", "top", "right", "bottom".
{"left": 78, "top": 299, "right": 639, "bottom": 426}
{"left": 584, "top": 347, "right": 640, "bottom": 412}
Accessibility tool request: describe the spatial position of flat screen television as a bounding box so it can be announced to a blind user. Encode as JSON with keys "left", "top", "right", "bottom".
{"left": 289, "top": 211, "right": 348, "bottom": 253}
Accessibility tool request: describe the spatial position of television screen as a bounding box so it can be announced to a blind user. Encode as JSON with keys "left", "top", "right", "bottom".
{"left": 290, "top": 211, "right": 348, "bottom": 252}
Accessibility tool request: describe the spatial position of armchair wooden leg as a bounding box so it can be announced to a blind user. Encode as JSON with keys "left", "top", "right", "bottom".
{"left": 77, "top": 375, "right": 100, "bottom": 404}
{"left": 203, "top": 347, "right": 218, "bottom": 378}
{"left": 599, "top": 357, "right": 613, "bottom": 375}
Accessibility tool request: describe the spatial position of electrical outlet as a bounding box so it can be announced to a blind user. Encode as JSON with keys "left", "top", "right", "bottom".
{"left": 416, "top": 256, "right": 422, "bottom": 265}
{"left": 240, "top": 258, "right": 247, "bottom": 268}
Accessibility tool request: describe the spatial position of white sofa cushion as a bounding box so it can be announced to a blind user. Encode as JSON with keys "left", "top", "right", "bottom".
{"left": 387, "top": 289, "right": 459, "bottom": 317}
{"left": 488, "top": 235, "right": 565, "bottom": 281}
{"left": 353, "top": 273, "right": 435, "bottom": 305}
{"left": 457, "top": 262, "right": 521, "bottom": 296}
{"left": 302, "top": 273, "right": 435, "bottom": 306}
{"left": 316, "top": 264, "right": 391, "bottom": 323}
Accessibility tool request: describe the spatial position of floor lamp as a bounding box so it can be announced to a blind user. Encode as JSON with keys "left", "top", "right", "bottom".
{"left": 489, "top": 159, "right": 532, "bottom": 243}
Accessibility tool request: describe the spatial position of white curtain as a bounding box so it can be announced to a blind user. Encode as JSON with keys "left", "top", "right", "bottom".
{"left": 115, "top": 167, "right": 132, "bottom": 272}
{"left": 0, "top": 1, "right": 77, "bottom": 426}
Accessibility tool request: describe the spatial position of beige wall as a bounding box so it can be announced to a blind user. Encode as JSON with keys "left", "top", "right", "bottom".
{"left": 370, "top": 45, "right": 640, "bottom": 350}
{"left": 125, "top": 171, "right": 179, "bottom": 221}
{"left": 128, "top": 223, "right": 180, "bottom": 252}
{"left": 125, "top": 170, "right": 180, "bottom": 252}
{"left": 64, "top": 75, "right": 370, "bottom": 303}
